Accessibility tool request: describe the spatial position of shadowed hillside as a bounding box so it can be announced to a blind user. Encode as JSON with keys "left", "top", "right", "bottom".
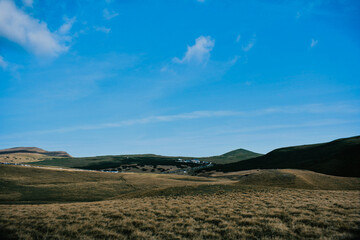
{"left": 205, "top": 136, "right": 360, "bottom": 177}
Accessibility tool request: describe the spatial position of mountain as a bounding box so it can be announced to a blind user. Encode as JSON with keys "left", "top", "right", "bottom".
{"left": 0, "top": 147, "right": 72, "bottom": 163}
{"left": 204, "top": 136, "right": 360, "bottom": 177}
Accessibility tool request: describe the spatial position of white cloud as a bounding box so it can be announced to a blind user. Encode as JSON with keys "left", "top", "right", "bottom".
{"left": 0, "top": 0, "right": 68, "bottom": 57}
{"left": 310, "top": 38, "right": 318, "bottom": 48}
{"left": 236, "top": 34, "right": 241, "bottom": 42}
{"left": 242, "top": 36, "right": 256, "bottom": 52}
{"left": 94, "top": 26, "right": 111, "bottom": 34}
{"left": 0, "top": 55, "right": 8, "bottom": 70}
{"left": 58, "top": 17, "right": 76, "bottom": 35}
{"left": 173, "top": 36, "right": 215, "bottom": 64}
{"left": 103, "top": 8, "right": 119, "bottom": 20}
{"left": 22, "top": 0, "right": 33, "bottom": 7}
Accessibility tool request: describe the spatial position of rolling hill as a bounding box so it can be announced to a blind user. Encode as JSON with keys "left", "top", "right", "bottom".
{"left": 1, "top": 164, "right": 359, "bottom": 204}
{"left": 201, "top": 169, "right": 360, "bottom": 190}
{"left": 0, "top": 164, "right": 234, "bottom": 204}
{"left": 0, "top": 147, "right": 72, "bottom": 163}
{"left": 204, "top": 148, "right": 262, "bottom": 164}
{"left": 205, "top": 136, "right": 360, "bottom": 177}
{"left": 25, "top": 148, "right": 262, "bottom": 172}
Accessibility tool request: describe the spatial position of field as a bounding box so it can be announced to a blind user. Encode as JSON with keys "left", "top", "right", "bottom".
{"left": 1, "top": 186, "right": 359, "bottom": 239}
{"left": 0, "top": 165, "right": 233, "bottom": 204}
{"left": 1, "top": 165, "right": 360, "bottom": 239}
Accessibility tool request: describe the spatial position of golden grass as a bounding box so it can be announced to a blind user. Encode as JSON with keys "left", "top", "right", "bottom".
{"left": 203, "top": 169, "right": 360, "bottom": 190}
{"left": 0, "top": 165, "right": 234, "bottom": 203}
{"left": 1, "top": 188, "right": 359, "bottom": 239}
{"left": 0, "top": 153, "right": 61, "bottom": 163}
{"left": 1, "top": 165, "right": 360, "bottom": 239}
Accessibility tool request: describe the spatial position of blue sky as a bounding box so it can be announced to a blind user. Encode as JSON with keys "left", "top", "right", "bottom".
{"left": 0, "top": 0, "right": 359, "bottom": 157}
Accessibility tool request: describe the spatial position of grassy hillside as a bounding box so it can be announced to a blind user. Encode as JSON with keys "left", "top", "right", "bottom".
{"left": 204, "top": 148, "right": 262, "bottom": 164}
{"left": 1, "top": 164, "right": 359, "bottom": 239}
{"left": 201, "top": 169, "right": 360, "bottom": 190}
{"left": 205, "top": 136, "right": 360, "bottom": 177}
{"left": 0, "top": 147, "right": 71, "bottom": 163}
{"left": 28, "top": 154, "right": 205, "bottom": 174}
{"left": 0, "top": 165, "right": 233, "bottom": 204}
{"left": 0, "top": 147, "right": 71, "bottom": 158}
{"left": 1, "top": 164, "right": 359, "bottom": 205}
{"left": 28, "top": 148, "right": 262, "bottom": 173}
{"left": 0, "top": 153, "right": 61, "bottom": 163}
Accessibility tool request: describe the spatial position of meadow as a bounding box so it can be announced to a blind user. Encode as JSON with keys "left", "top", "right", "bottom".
{"left": 0, "top": 165, "right": 360, "bottom": 239}
{"left": 1, "top": 186, "right": 359, "bottom": 239}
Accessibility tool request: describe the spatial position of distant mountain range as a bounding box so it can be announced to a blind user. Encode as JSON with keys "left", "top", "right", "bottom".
{"left": 0, "top": 147, "right": 72, "bottom": 158}
{"left": 205, "top": 136, "right": 360, "bottom": 177}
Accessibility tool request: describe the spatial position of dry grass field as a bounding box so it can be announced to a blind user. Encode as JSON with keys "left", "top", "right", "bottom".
{"left": 0, "top": 165, "right": 233, "bottom": 203}
{"left": 1, "top": 187, "right": 359, "bottom": 239}
{"left": 1, "top": 165, "right": 359, "bottom": 239}
{"left": 0, "top": 153, "right": 61, "bottom": 163}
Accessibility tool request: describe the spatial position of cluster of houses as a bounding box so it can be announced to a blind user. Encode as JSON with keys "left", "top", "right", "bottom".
{"left": 0, "top": 162, "right": 32, "bottom": 167}
{"left": 176, "top": 158, "right": 210, "bottom": 165}
{"left": 100, "top": 170, "right": 119, "bottom": 173}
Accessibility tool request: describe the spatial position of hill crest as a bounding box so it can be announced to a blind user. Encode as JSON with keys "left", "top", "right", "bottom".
{"left": 0, "top": 147, "right": 72, "bottom": 158}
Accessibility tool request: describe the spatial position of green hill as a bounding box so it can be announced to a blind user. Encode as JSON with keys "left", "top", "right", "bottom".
{"left": 204, "top": 148, "right": 262, "bottom": 164}
{"left": 28, "top": 149, "right": 262, "bottom": 172}
{"left": 205, "top": 136, "right": 360, "bottom": 177}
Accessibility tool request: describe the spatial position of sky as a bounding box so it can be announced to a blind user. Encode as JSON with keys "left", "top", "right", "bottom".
{"left": 0, "top": 0, "right": 359, "bottom": 157}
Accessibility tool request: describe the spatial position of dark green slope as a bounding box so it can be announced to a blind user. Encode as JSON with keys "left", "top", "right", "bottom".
{"left": 206, "top": 136, "right": 360, "bottom": 177}
{"left": 30, "top": 149, "right": 262, "bottom": 170}
{"left": 30, "top": 154, "right": 196, "bottom": 170}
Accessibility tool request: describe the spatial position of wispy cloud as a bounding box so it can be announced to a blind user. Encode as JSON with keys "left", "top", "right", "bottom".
{"left": 103, "top": 8, "right": 119, "bottom": 20}
{"left": 22, "top": 0, "right": 33, "bottom": 7}
{"left": 58, "top": 17, "right": 76, "bottom": 35}
{"left": 2, "top": 103, "right": 358, "bottom": 137}
{"left": 94, "top": 26, "right": 111, "bottom": 34}
{"left": 236, "top": 34, "right": 241, "bottom": 43}
{"left": 310, "top": 38, "right": 318, "bottom": 48}
{"left": 0, "top": 0, "right": 68, "bottom": 57}
{"left": 17, "top": 111, "right": 240, "bottom": 135}
{"left": 0, "top": 55, "right": 8, "bottom": 70}
{"left": 254, "top": 103, "right": 359, "bottom": 115}
{"left": 173, "top": 36, "right": 215, "bottom": 64}
{"left": 242, "top": 36, "right": 256, "bottom": 52}
{"left": 215, "top": 119, "right": 360, "bottom": 136}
